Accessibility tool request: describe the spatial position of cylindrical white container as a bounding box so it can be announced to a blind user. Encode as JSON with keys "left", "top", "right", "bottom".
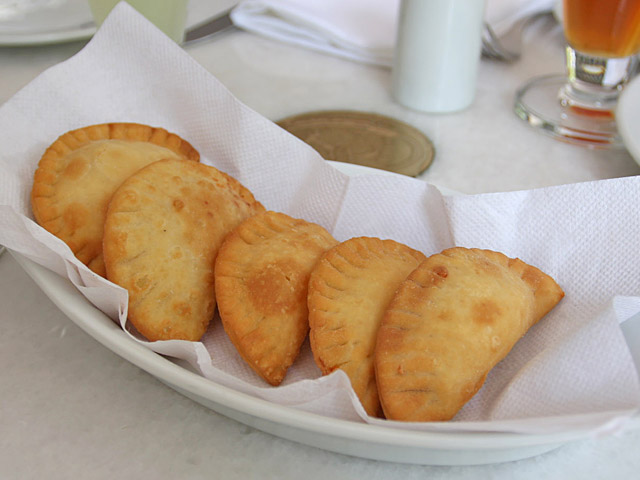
{"left": 392, "top": 0, "right": 487, "bottom": 113}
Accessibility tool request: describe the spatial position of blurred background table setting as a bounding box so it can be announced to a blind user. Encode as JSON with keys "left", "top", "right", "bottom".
{"left": 3, "top": 0, "right": 640, "bottom": 193}
{"left": 2, "top": 0, "right": 640, "bottom": 478}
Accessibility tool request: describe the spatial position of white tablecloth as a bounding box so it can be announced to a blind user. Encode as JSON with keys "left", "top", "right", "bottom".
{"left": 1, "top": 1, "right": 639, "bottom": 478}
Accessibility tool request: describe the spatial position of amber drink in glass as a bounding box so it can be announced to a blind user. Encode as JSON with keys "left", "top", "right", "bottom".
{"left": 515, "top": 0, "right": 640, "bottom": 147}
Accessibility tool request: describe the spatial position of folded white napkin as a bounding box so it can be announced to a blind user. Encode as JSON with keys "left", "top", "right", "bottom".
{"left": 230, "top": 0, "right": 556, "bottom": 67}
{"left": 0, "top": 4, "right": 638, "bottom": 436}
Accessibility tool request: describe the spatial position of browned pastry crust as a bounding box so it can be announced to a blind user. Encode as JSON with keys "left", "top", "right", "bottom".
{"left": 375, "top": 247, "right": 564, "bottom": 422}
{"left": 308, "top": 237, "right": 426, "bottom": 417}
{"left": 31, "top": 123, "right": 200, "bottom": 276}
{"left": 103, "top": 158, "right": 264, "bottom": 342}
{"left": 215, "top": 211, "right": 337, "bottom": 385}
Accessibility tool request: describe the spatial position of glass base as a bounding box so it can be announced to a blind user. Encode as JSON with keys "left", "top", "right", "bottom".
{"left": 514, "top": 74, "right": 624, "bottom": 149}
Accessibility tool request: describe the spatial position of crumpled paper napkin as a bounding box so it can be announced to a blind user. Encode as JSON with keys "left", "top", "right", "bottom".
{"left": 0, "top": 3, "right": 638, "bottom": 435}
{"left": 230, "top": 0, "right": 557, "bottom": 67}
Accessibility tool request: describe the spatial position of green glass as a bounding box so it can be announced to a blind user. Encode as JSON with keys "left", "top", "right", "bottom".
{"left": 88, "top": 0, "right": 188, "bottom": 43}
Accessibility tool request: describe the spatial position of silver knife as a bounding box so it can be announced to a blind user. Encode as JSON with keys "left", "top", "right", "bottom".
{"left": 183, "top": 8, "right": 235, "bottom": 45}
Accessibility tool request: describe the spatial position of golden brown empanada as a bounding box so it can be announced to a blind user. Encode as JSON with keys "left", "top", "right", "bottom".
{"left": 103, "top": 158, "right": 264, "bottom": 342}
{"left": 375, "top": 247, "right": 564, "bottom": 422}
{"left": 31, "top": 123, "right": 199, "bottom": 276}
{"left": 215, "top": 211, "right": 337, "bottom": 385}
{"left": 308, "top": 237, "right": 426, "bottom": 417}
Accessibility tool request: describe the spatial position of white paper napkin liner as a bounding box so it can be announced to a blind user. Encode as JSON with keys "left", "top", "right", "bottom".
{"left": 0, "top": 3, "right": 639, "bottom": 435}
{"left": 4, "top": 208, "right": 639, "bottom": 436}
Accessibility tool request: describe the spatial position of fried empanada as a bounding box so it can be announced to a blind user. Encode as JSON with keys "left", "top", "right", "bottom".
{"left": 31, "top": 123, "right": 200, "bottom": 276}
{"left": 375, "top": 247, "right": 564, "bottom": 422}
{"left": 308, "top": 237, "right": 426, "bottom": 417}
{"left": 103, "top": 158, "right": 264, "bottom": 342}
{"left": 215, "top": 211, "right": 337, "bottom": 385}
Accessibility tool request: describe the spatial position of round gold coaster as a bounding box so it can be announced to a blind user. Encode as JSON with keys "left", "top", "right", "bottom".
{"left": 277, "top": 110, "right": 435, "bottom": 177}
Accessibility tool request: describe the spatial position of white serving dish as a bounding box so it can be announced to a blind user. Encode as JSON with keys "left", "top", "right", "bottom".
{"left": 10, "top": 162, "right": 640, "bottom": 466}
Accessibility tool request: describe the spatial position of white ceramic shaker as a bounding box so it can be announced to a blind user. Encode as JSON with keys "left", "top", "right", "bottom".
{"left": 392, "top": 0, "right": 487, "bottom": 113}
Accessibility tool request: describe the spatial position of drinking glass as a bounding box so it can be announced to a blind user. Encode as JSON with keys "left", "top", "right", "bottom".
{"left": 514, "top": 0, "right": 640, "bottom": 148}
{"left": 88, "top": 0, "right": 189, "bottom": 43}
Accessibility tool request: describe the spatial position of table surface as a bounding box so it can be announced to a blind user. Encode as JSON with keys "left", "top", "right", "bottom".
{"left": 2, "top": 3, "right": 640, "bottom": 479}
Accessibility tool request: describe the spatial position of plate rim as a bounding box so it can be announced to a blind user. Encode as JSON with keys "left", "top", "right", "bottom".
{"left": 0, "top": 23, "right": 96, "bottom": 46}
{"left": 0, "top": 0, "right": 96, "bottom": 46}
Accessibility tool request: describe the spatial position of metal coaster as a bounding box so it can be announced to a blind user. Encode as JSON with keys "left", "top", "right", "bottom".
{"left": 277, "top": 110, "right": 435, "bottom": 177}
